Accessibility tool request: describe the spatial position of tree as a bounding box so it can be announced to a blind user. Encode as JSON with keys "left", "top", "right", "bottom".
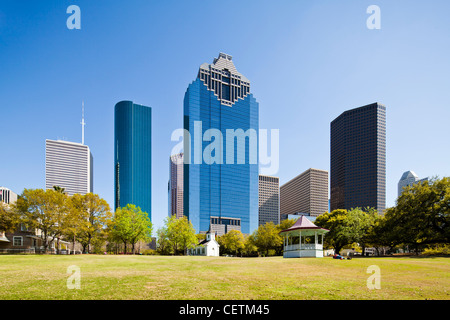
{"left": 14, "top": 189, "right": 68, "bottom": 253}
{"left": 250, "top": 222, "right": 282, "bottom": 256}
{"left": 274, "top": 219, "right": 297, "bottom": 255}
{"left": 64, "top": 193, "right": 89, "bottom": 254}
{"left": 379, "top": 177, "right": 450, "bottom": 254}
{"left": 242, "top": 234, "right": 258, "bottom": 257}
{"left": 166, "top": 216, "right": 197, "bottom": 255}
{"left": 109, "top": 204, "right": 152, "bottom": 254}
{"left": 0, "top": 201, "right": 21, "bottom": 233}
{"left": 345, "top": 208, "right": 376, "bottom": 256}
{"left": 364, "top": 213, "right": 392, "bottom": 255}
{"left": 75, "top": 193, "right": 112, "bottom": 254}
{"left": 315, "top": 209, "right": 350, "bottom": 254}
{"left": 52, "top": 186, "right": 66, "bottom": 194}
{"left": 218, "top": 230, "right": 245, "bottom": 256}
{"left": 156, "top": 226, "right": 173, "bottom": 255}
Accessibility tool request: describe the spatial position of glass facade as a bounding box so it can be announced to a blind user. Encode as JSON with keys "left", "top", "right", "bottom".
{"left": 183, "top": 54, "right": 259, "bottom": 234}
{"left": 330, "top": 102, "right": 386, "bottom": 212}
{"left": 114, "top": 101, "right": 152, "bottom": 220}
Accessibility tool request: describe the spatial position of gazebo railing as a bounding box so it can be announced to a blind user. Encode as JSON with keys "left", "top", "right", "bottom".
{"left": 284, "top": 243, "right": 323, "bottom": 251}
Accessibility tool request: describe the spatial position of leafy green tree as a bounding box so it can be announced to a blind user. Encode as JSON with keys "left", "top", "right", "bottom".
{"left": 73, "top": 193, "right": 112, "bottom": 253}
{"left": 364, "top": 212, "right": 392, "bottom": 255}
{"left": 109, "top": 204, "right": 152, "bottom": 254}
{"left": 156, "top": 226, "right": 173, "bottom": 255}
{"left": 380, "top": 177, "right": 450, "bottom": 254}
{"left": 166, "top": 216, "right": 197, "bottom": 255}
{"left": 218, "top": 230, "right": 245, "bottom": 256}
{"left": 345, "top": 208, "right": 377, "bottom": 255}
{"left": 52, "top": 186, "right": 66, "bottom": 194}
{"left": 242, "top": 234, "right": 258, "bottom": 257}
{"left": 65, "top": 193, "right": 89, "bottom": 254}
{"left": 251, "top": 222, "right": 282, "bottom": 256}
{"left": 0, "top": 201, "right": 21, "bottom": 233}
{"left": 315, "top": 209, "right": 350, "bottom": 254}
{"left": 14, "top": 189, "right": 68, "bottom": 252}
{"left": 274, "top": 219, "right": 297, "bottom": 255}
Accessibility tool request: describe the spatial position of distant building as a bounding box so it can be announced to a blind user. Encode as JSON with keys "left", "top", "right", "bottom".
{"left": 114, "top": 100, "right": 152, "bottom": 220}
{"left": 0, "top": 187, "right": 17, "bottom": 204}
{"left": 398, "top": 171, "right": 429, "bottom": 197}
{"left": 280, "top": 168, "right": 328, "bottom": 221}
{"left": 209, "top": 216, "right": 241, "bottom": 236}
{"left": 45, "top": 139, "right": 93, "bottom": 196}
{"left": 330, "top": 102, "right": 386, "bottom": 212}
{"left": 258, "top": 175, "right": 280, "bottom": 226}
{"left": 168, "top": 153, "right": 184, "bottom": 219}
{"left": 0, "top": 187, "right": 49, "bottom": 253}
{"left": 286, "top": 212, "right": 317, "bottom": 222}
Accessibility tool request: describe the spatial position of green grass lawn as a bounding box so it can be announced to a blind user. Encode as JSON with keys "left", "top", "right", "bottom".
{"left": 0, "top": 255, "right": 449, "bottom": 300}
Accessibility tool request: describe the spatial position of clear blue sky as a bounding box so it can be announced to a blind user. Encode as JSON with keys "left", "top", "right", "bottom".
{"left": 1, "top": 0, "right": 449, "bottom": 233}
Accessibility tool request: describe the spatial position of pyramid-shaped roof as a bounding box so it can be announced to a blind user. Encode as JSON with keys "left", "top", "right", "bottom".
{"left": 279, "top": 216, "right": 329, "bottom": 235}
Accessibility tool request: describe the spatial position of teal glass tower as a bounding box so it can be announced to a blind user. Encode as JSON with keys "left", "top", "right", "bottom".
{"left": 184, "top": 53, "right": 259, "bottom": 235}
{"left": 114, "top": 101, "right": 152, "bottom": 219}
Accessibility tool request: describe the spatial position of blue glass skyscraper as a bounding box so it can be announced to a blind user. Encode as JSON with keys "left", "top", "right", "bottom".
{"left": 183, "top": 53, "right": 259, "bottom": 235}
{"left": 114, "top": 101, "right": 152, "bottom": 220}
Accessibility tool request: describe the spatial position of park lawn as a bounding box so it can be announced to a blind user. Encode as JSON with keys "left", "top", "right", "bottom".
{"left": 0, "top": 255, "right": 448, "bottom": 300}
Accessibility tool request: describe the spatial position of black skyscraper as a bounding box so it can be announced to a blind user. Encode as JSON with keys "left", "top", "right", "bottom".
{"left": 330, "top": 102, "right": 386, "bottom": 212}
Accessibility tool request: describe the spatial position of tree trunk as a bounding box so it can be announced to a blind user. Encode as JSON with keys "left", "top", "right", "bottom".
{"left": 88, "top": 235, "right": 92, "bottom": 254}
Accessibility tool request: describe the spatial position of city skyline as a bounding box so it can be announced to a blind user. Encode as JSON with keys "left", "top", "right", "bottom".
{"left": 1, "top": 1, "right": 450, "bottom": 233}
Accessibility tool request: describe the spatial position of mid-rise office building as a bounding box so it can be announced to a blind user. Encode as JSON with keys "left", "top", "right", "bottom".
{"left": 114, "top": 100, "right": 152, "bottom": 219}
{"left": 259, "top": 175, "right": 280, "bottom": 226}
{"left": 168, "top": 153, "right": 184, "bottom": 219}
{"left": 398, "top": 171, "right": 428, "bottom": 197}
{"left": 0, "top": 187, "right": 18, "bottom": 204}
{"left": 183, "top": 53, "right": 259, "bottom": 235}
{"left": 280, "top": 168, "right": 328, "bottom": 220}
{"left": 330, "top": 102, "right": 386, "bottom": 212}
{"left": 45, "top": 139, "right": 93, "bottom": 196}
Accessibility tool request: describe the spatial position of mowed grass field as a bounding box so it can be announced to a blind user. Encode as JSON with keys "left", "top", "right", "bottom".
{"left": 0, "top": 255, "right": 449, "bottom": 300}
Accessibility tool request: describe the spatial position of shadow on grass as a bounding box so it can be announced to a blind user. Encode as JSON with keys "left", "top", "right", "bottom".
{"left": 349, "top": 254, "right": 450, "bottom": 259}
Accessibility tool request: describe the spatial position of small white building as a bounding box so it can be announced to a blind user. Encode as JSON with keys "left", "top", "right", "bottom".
{"left": 188, "top": 227, "right": 220, "bottom": 257}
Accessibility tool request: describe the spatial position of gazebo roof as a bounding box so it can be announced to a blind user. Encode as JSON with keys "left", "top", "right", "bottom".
{"left": 279, "top": 216, "right": 329, "bottom": 235}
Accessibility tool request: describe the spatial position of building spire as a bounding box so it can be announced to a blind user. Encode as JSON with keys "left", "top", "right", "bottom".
{"left": 81, "top": 101, "right": 86, "bottom": 145}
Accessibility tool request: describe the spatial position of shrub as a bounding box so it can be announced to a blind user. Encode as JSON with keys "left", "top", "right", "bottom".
{"left": 141, "top": 249, "right": 158, "bottom": 255}
{"left": 422, "top": 244, "right": 450, "bottom": 256}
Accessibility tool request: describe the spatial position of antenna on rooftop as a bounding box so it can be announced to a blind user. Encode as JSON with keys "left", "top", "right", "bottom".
{"left": 81, "top": 101, "right": 86, "bottom": 145}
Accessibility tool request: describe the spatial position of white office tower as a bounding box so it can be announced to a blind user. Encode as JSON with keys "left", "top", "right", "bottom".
{"left": 45, "top": 139, "right": 93, "bottom": 196}
{"left": 0, "top": 187, "right": 18, "bottom": 204}
{"left": 398, "top": 170, "right": 428, "bottom": 197}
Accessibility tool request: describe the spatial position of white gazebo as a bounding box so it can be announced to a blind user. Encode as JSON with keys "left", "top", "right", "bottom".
{"left": 279, "top": 216, "right": 329, "bottom": 258}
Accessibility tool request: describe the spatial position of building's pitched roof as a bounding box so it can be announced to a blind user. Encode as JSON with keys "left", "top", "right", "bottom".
{"left": 279, "top": 216, "right": 329, "bottom": 234}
